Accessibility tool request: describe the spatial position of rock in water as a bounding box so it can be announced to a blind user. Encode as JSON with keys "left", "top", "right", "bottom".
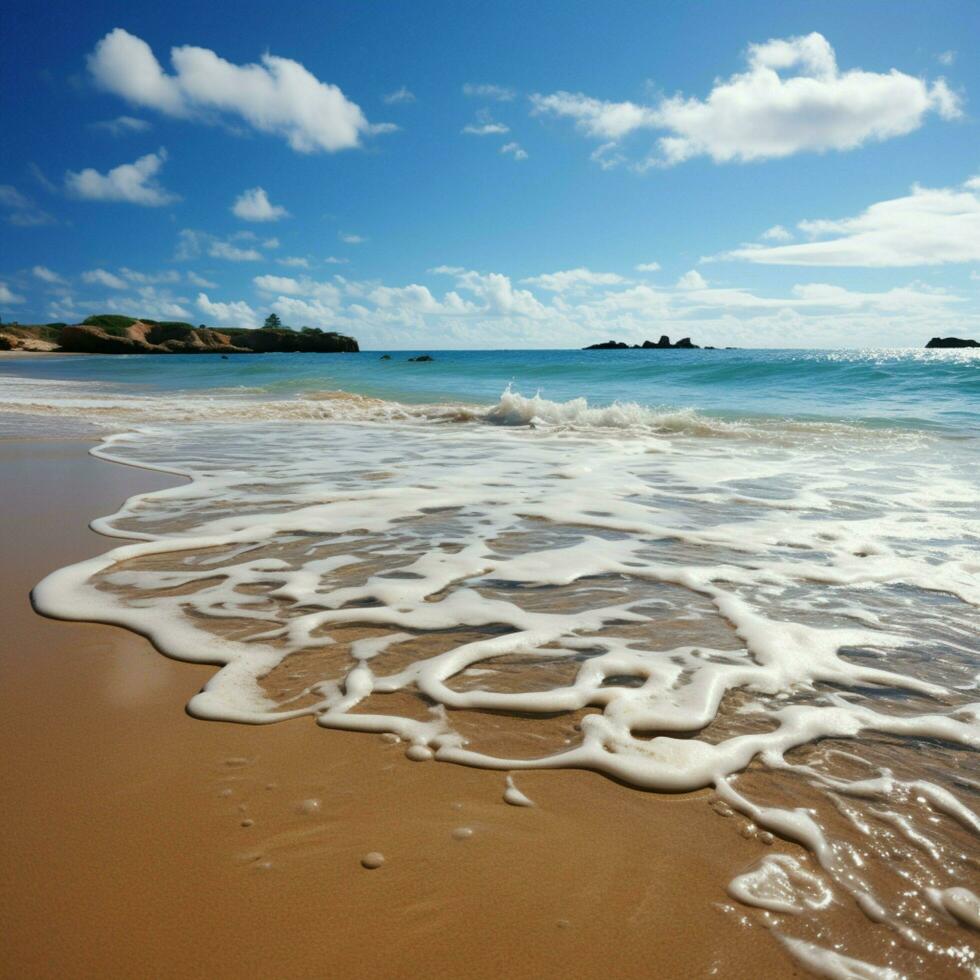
{"left": 926, "top": 336, "right": 979, "bottom": 348}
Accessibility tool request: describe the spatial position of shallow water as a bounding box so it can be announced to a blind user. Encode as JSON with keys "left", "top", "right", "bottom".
{"left": 4, "top": 348, "right": 979, "bottom": 976}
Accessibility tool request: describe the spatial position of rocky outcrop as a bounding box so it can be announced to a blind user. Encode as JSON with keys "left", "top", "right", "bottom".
{"left": 4, "top": 319, "right": 360, "bottom": 355}
{"left": 585, "top": 335, "right": 701, "bottom": 350}
{"left": 232, "top": 328, "right": 359, "bottom": 353}
{"left": 926, "top": 337, "right": 979, "bottom": 348}
{"left": 58, "top": 323, "right": 248, "bottom": 355}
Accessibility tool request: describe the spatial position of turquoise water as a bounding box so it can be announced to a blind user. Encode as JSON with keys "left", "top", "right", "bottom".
{"left": 2, "top": 347, "right": 978, "bottom": 432}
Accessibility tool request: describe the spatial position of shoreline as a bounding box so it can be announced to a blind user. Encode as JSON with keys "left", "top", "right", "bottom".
{"left": 0, "top": 436, "right": 797, "bottom": 978}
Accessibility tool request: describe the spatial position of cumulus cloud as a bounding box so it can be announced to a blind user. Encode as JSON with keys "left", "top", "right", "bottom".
{"left": 531, "top": 32, "right": 962, "bottom": 167}
{"left": 500, "top": 142, "right": 528, "bottom": 160}
{"left": 232, "top": 186, "right": 289, "bottom": 222}
{"left": 187, "top": 271, "right": 218, "bottom": 288}
{"left": 635, "top": 261, "right": 661, "bottom": 272}
{"left": 761, "top": 224, "right": 793, "bottom": 242}
{"left": 0, "top": 184, "right": 55, "bottom": 226}
{"left": 676, "top": 269, "right": 707, "bottom": 289}
{"left": 324, "top": 256, "right": 349, "bottom": 264}
{"left": 463, "top": 109, "right": 509, "bottom": 135}
{"left": 90, "top": 115, "right": 152, "bottom": 136}
{"left": 177, "top": 229, "right": 263, "bottom": 262}
{"left": 82, "top": 268, "right": 129, "bottom": 290}
{"left": 0, "top": 283, "right": 25, "bottom": 304}
{"left": 242, "top": 262, "right": 972, "bottom": 349}
{"left": 119, "top": 267, "right": 181, "bottom": 285}
{"left": 521, "top": 268, "right": 626, "bottom": 291}
{"left": 721, "top": 175, "right": 980, "bottom": 266}
{"left": 253, "top": 274, "right": 309, "bottom": 296}
{"left": 383, "top": 86, "right": 416, "bottom": 104}
{"left": 65, "top": 149, "right": 177, "bottom": 205}
{"left": 277, "top": 256, "right": 310, "bottom": 268}
{"left": 463, "top": 83, "right": 516, "bottom": 102}
{"left": 32, "top": 265, "right": 65, "bottom": 284}
{"left": 87, "top": 28, "right": 386, "bottom": 154}
{"left": 196, "top": 292, "right": 259, "bottom": 327}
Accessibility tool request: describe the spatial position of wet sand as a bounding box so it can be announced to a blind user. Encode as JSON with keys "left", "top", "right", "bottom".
{"left": 0, "top": 438, "right": 797, "bottom": 979}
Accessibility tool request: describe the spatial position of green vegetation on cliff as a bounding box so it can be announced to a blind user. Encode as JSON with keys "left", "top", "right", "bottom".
{"left": 1, "top": 314, "right": 359, "bottom": 354}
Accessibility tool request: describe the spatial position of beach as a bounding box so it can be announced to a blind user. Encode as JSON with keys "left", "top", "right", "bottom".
{"left": 1, "top": 349, "right": 978, "bottom": 979}
{"left": 1, "top": 436, "right": 795, "bottom": 979}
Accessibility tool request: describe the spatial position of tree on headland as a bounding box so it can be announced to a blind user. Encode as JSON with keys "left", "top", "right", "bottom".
{"left": 263, "top": 313, "right": 282, "bottom": 330}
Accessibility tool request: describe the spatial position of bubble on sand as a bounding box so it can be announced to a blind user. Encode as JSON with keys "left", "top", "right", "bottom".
{"left": 297, "top": 798, "right": 321, "bottom": 815}
{"left": 452, "top": 826, "right": 474, "bottom": 840}
{"left": 361, "top": 852, "right": 385, "bottom": 869}
{"left": 218, "top": 787, "right": 233, "bottom": 798}
{"left": 406, "top": 745, "right": 433, "bottom": 761}
{"left": 380, "top": 733, "right": 400, "bottom": 744}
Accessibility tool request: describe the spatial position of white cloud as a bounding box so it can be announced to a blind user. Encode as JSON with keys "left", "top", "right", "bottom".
{"left": 82, "top": 268, "right": 129, "bottom": 290}
{"left": 324, "top": 256, "right": 349, "bottom": 264}
{"left": 91, "top": 115, "right": 152, "bottom": 136}
{"left": 676, "top": 269, "right": 707, "bottom": 289}
{"left": 463, "top": 83, "right": 516, "bottom": 102}
{"left": 532, "top": 32, "right": 962, "bottom": 167}
{"left": 339, "top": 232, "right": 365, "bottom": 244}
{"left": 0, "top": 184, "right": 55, "bottom": 226}
{"left": 32, "top": 265, "right": 65, "bottom": 284}
{"left": 532, "top": 92, "right": 657, "bottom": 141}
{"left": 722, "top": 175, "right": 980, "bottom": 267}
{"left": 263, "top": 237, "right": 280, "bottom": 249}
{"left": 761, "top": 224, "right": 793, "bottom": 242}
{"left": 938, "top": 50, "right": 956, "bottom": 67}
{"left": 500, "top": 141, "right": 528, "bottom": 160}
{"left": 253, "top": 274, "right": 308, "bottom": 296}
{"left": 87, "top": 28, "right": 386, "bottom": 154}
{"left": 463, "top": 109, "right": 509, "bottom": 136}
{"left": 65, "top": 149, "right": 177, "bottom": 205}
{"left": 635, "top": 261, "right": 661, "bottom": 272}
{"left": 187, "top": 271, "right": 217, "bottom": 288}
{"left": 383, "top": 86, "right": 415, "bottom": 105}
{"left": 210, "top": 240, "right": 262, "bottom": 261}
{"left": 177, "top": 229, "right": 263, "bottom": 262}
{"left": 521, "top": 268, "right": 626, "bottom": 292}
{"left": 246, "top": 263, "right": 972, "bottom": 349}
{"left": 271, "top": 296, "right": 341, "bottom": 325}
{"left": 119, "top": 267, "right": 181, "bottom": 285}
{"left": 0, "top": 283, "right": 25, "bottom": 304}
{"left": 196, "top": 292, "right": 259, "bottom": 327}
{"left": 232, "top": 187, "right": 289, "bottom": 222}
{"left": 277, "top": 256, "right": 310, "bottom": 268}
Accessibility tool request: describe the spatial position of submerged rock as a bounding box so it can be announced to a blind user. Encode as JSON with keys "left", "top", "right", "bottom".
{"left": 408, "top": 354, "right": 434, "bottom": 362}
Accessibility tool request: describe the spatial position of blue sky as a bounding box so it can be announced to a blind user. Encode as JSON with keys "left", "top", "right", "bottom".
{"left": 1, "top": 0, "right": 978, "bottom": 348}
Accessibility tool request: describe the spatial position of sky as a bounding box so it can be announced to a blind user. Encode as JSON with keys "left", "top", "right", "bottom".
{"left": 1, "top": 0, "right": 978, "bottom": 349}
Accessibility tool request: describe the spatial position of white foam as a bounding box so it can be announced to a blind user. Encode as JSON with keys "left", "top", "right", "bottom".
{"left": 27, "top": 402, "right": 980, "bottom": 973}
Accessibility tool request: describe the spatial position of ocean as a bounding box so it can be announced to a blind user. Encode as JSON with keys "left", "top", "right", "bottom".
{"left": 3, "top": 346, "right": 979, "bottom": 976}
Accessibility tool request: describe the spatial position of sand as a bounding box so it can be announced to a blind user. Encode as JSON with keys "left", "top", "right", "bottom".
{"left": 0, "top": 437, "right": 798, "bottom": 979}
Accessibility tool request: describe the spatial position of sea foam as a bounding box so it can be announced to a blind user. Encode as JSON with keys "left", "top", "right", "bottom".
{"left": 24, "top": 390, "right": 980, "bottom": 975}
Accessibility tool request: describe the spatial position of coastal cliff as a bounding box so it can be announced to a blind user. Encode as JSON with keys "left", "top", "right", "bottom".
{"left": 0, "top": 316, "right": 359, "bottom": 354}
